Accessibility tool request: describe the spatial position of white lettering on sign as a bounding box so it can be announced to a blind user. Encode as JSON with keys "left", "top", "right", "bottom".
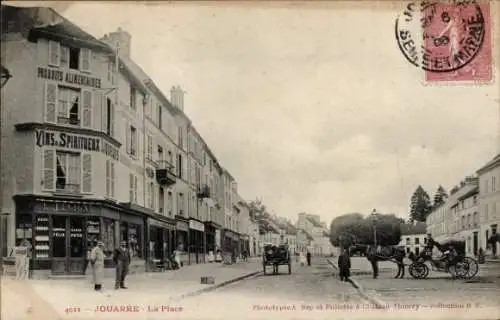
{"left": 36, "top": 130, "right": 100, "bottom": 151}
{"left": 37, "top": 67, "right": 101, "bottom": 88}
{"left": 189, "top": 220, "right": 205, "bottom": 232}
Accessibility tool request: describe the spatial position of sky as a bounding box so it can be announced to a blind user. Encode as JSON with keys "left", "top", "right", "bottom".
{"left": 10, "top": 1, "right": 500, "bottom": 223}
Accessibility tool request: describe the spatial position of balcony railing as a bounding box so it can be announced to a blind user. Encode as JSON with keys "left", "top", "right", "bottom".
{"left": 57, "top": 116, "right": 80, "bottom": 126}
{"left": 155, "top": 160, "right": 176, "bottom": 186}
{"left": 197, "top": 184, "right": 210, "bottom": 199}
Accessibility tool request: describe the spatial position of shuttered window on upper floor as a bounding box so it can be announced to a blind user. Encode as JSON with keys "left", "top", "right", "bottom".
{"left": 48, "top": 40, "right": 92, "bottom": 72}
{"left": 42, "top": 149, "right": 92, "bottom": 194}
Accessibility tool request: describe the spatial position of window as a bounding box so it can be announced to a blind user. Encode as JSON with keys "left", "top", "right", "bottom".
{"left": 177, "top": 154, "right": 183, "bottom": 179}
{"left": 158, "top": 145, "right": 164, "bottom": 162}
{"left": 178, "top": 127, "right": 183, "bottom": 147}
{"left": 157, "top": 104, "right": 162, "bottom": 130}
{"left": 415, "top": 237, "right": 420, "bottom": 245}
{"left": 493, "top": 176, "right": 497, "bottom": 192}
{"left": 146, "top": 134, "right": 153, "bottom": 161}
{"left": 126, "top": 124, "right": 138, "bottom": 157}
{"left": 424, "top": 238, "right": 427, "bottom": 244}
{"left": 57, "top": 87, "right": 80, "bottom": 125}
{"left": 129, "top": 173, "right": 138, "bottom": 203}
{"left": 105, "top": 160, "right": 116, "bottom": 198}
{"left": 159, "top": 187, "right": 165, "bottom": 214}
{"left": 107, "top": 60, "right": 115, "bottom": 84}
{"left": 178, "top": 193, "right": 184, "bottom": 216}
{"left": 120, "top": 222, "right": 142, "bottom": 259}
{"left": 54, "top": 152, "right": 81, "bottom": 193}
{"left": 167, "top": 192, "right": 173, "bottom": 216}
{"left": 405, "top": 237, "right": 410, "bottom": 245}
{"left": 104, "top": 97, "right": 114, "bottom": 136}
{"left": 130, "top": 86, "right": 137, "bottom": 110}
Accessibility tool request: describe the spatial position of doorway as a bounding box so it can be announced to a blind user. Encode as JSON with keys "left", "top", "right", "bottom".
{"left": 473, "top": 232, "right": 478, "bottom": 256}
{"left": 51, "top": 216, "right": 85, "bottom": 275}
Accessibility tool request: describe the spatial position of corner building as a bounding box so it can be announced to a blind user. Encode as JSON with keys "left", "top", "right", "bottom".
{"left": 0, "top": 5, "right": 178, "bottom": 276}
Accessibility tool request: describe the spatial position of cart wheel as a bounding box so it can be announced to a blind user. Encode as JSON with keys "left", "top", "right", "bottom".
{"left": 463, "top": 257, "right": 479, "bottom": 279}
{"left": 454, "top": 257, "right": 479, "bottom": 280}
{"left": 409, "top": 262, "right": 428, "bottom": 279}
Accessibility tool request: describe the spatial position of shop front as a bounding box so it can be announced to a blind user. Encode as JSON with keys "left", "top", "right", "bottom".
{"left": 204, "top": 221, "right": 220, "bottom": 254}
{"left": 146, "top": 216, "right": 176, "bottom": 271}
{"left": 14, "top": 195, "right": 146, "bottom": 277}
{"left": 189, "top": 219, "right": 205, "bottom": 264}
{"left": 175, "top": 216, "right": 189, "bottom": 266}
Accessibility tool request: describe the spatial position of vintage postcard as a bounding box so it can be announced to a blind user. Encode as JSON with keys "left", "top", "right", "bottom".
{"left": 1, "top": 1, "right": 499, "bottom": 319}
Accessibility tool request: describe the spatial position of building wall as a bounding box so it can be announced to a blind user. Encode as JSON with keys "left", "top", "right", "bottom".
{"left": 478, "top": 161, "right": 500, "bottom": 254}
{"left": 399, "top": 233, "right": 427, "bottom": 255}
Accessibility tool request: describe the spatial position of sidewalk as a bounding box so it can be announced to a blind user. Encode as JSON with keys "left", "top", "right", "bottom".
{"left": 1, "top": 260, "right": 261, "bottom": 320}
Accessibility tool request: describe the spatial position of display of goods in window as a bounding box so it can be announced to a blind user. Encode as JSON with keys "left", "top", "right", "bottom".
{"left": 35, "top": 216, "right": 50, "bottom": 258}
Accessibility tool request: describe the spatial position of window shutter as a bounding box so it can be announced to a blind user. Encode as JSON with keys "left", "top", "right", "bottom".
{"left": 48, "top": 40, "right": 60, "bottom": 67}
{"left": 44, "top": 82, "right": 57, "bottom": 123}
{"left": 80, "top": 48, "right": 92, "bottom": 72}
{"left": 125, "top": 122, "right": 131, "bottom": 154}
{"left": 81, "top": 153, "right": 92, "bottom": 193}
{"left": 129, "top": 173, "right": 134, "bottom": 202}
{"left": 134, "top": 175, "right": 138, "bottom": 202}
{"left": 81, "top": 89, "right": 92, "bottom": 128}
{"left": 60, "top": 46, "right": 70, "bottom": 68}
{"left": 109, "top": 100, "right": 115, "bottom": 137}
{"left": 42, "top": 149, "right": 55, "bottom": 191}
{"left": 105, "top": 160, "right": 111, "bottom": 196}
{"left": 96, "top": 92, "right": 105, "bottom": 132}
{"left": 110, "top": 161, "right": 116, "bottom": 198}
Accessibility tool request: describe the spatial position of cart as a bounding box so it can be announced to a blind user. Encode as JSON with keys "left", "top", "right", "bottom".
{"left": 262, "top": 244, "right": 291, "bottom": 275}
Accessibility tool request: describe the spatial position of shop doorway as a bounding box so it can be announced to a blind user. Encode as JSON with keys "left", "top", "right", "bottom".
{"left": 52, "top": 216, "right": 85, "bottom": 275}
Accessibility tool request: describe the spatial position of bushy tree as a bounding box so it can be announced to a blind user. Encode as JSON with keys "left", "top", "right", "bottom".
{"left": 409, "top": 186, "right": 432, "bottom": 222}
{"left": 432, "top": 185, "right": 448, "bottom": 208}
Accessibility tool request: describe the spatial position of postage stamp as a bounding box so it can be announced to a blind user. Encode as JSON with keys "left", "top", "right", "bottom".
{"left": 395, "top": 0, "right": 492, "bottom": 83}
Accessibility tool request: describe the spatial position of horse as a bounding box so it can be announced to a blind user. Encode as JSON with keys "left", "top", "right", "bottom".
{"left": 364, "top": 245, "right": 407, "bottom": 279}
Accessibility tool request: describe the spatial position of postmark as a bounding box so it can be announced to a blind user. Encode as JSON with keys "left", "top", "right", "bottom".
{"left": 395, "top": 0, "right": 492, "bottom": 82}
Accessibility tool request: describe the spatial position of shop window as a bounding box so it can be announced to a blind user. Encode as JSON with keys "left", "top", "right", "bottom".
{"left": 56, "top": 151, "right": 81, "bottom": 193}
{"left": 16, "top": 214, "right": 33, "bottom": 246}
{"left": 69, "top": 217, "right": 84, "bottom": 258}
{"left": 52, "top": 216, "right": 66, "bottom": 258}
{"left": 120, "top": 222, "right": 142, "bottom": 259}
{"left": 102, "top": 219, "right": 115, "bottom": 256}
{"left": 34, "top": 215, "right": 49, "bottom": 259}
{"left": 86, "top": 218, "right": 100, "bottom": 250}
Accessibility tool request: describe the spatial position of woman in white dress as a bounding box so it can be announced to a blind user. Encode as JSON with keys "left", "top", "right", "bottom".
{"left": 299, "top": 251, "right": 307, "bottom": 267}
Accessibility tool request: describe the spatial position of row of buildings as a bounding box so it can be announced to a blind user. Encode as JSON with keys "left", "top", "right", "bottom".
{"left": 426, "top": 154, "right": 500, "bottom": 257}
{"left": 0, "top": 4, "right": 332, "bottom": 277}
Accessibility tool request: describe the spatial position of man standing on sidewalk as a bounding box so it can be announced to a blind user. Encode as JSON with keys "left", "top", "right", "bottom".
{"left": 113, "top": 241, "right": 131, "bottom": 290}
{"left": 337, "top": 248, "right": 351, "bottom": 282}
{"left": 306, "top": 251, "right": 311, "bottom": 266}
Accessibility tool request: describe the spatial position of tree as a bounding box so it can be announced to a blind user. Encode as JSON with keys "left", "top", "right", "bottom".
{"left": 432, "top": 185, "right": 448, "bottom": 208}
{"left": 329, "top": 213, "right": 402, "bottom": 247}
{"left": 409, "top": 185, "right": 432, "bottom": 222}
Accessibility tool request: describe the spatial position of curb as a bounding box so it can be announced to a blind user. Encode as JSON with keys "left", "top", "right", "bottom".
{"left": 326, "top": 259, "right": 387, "bottom": 309}
{"left": 169, "top": 270, "right": 262, "bottom": 301}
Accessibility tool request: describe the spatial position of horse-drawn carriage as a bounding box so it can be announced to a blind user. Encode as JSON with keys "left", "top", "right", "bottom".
{"left": 262, "top": 244, "right": 291, "bottom": 275}
{"left": 409, "top": 237, "right": 479, "bottom": 280}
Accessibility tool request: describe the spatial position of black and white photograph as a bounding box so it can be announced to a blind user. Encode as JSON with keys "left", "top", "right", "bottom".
{"left": 1, "top": 1, "right": 499, "bottom": 319}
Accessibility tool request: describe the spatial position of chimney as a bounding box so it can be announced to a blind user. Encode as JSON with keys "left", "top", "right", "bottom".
{"left": 100, "top": 27, "right": 132, "bottom": 59}
{"left": 170, "top": 85, "right": 185, "bottom": 111}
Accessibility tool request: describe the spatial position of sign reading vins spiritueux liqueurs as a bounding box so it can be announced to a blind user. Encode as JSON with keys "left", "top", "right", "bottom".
{"left": 37, "top": 67, "right": 101, "bottom": 89}
{"left": 35, "top": 129, "right": 119, "bottom": 160}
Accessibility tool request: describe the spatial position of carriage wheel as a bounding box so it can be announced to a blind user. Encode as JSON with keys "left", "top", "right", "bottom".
{"left": 409, "top": 262, "right": 429, "bottom": 279}
{"left": 454, "top": 257, "right": 479, "bottom": 280}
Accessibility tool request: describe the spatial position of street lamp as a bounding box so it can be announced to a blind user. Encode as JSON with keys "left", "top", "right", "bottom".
{"left": 371, "top": 209, "right": 378, "bottom": 247}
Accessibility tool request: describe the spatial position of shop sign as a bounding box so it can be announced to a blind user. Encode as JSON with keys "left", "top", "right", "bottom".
{"left": 149, "top": 218, "right": 174, "bottom": 229}
{"left": 189, "top": 220, "right": 205, "bottom": 232}
{"left": 37, "top": 66, "right": 101, "bottom": 89}
{"left": 176, "top": 221, "right": 189, "bottom": 232}
{"left": 41, "top": 201, "right": 90, "bottom": 213}
{"left": 36, "top": 130, "right": 100, "bottom": 151}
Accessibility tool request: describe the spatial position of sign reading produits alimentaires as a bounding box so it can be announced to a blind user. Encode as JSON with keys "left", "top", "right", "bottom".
{"left": 37, "top": 67, "right": 101, "bottom": 89}
{"left": 35, "top": 129, "right": 119, "bottom": 160}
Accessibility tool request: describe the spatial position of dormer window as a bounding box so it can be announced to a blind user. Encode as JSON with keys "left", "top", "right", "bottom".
{"left": 48, "top": 40, "right": 91, "bottom": 72}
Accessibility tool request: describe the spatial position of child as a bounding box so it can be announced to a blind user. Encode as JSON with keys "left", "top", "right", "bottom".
{"left": 338, "top": 248, "right": 351, "bottom": 282}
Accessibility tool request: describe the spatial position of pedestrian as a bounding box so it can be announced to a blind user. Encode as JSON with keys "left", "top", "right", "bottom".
{"left": 113, "top": 241, "right": 131, "bottom": 290}
{"left": 306, "top": 251, "right": 311, "bottom": 266}
{"left": 338, "top": 248, "right": 351, "bottom": 281}
{"left": 299, "top": 251, "right": 307, "bottom": 267}
{"left": 478, "top": 247, "right": 485, "bottom": 264}
{"left": 90, "top": 241, "right": 105, "bottom": 291}
{"left": 84, "top": 241, "right": 96, "bottom": 275}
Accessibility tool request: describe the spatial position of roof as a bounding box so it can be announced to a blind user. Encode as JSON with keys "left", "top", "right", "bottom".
{"left": 306, "top": 215, "right": 324, "bottom": 228}
{"left": 401, "top": 222, "right": 427, "bottom": 235}
{"left": 298, "top": 229, "right": 314, "bottom": 241}
{"left": 457, "top": 185, "right": 479, "bottom": 201}
{"left": 477, "top": 153, "right": 500, "bottom": 174}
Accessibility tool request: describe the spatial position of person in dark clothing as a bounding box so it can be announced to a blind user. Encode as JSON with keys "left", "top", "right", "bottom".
{"left": 113, "top": 241, "right": 131, "bottom": 290}
{"left": 338, "top": 248, "right": 351, "bottom": 281}
{"left": 306, "top": 251, "right": 311, "bottom": 266}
